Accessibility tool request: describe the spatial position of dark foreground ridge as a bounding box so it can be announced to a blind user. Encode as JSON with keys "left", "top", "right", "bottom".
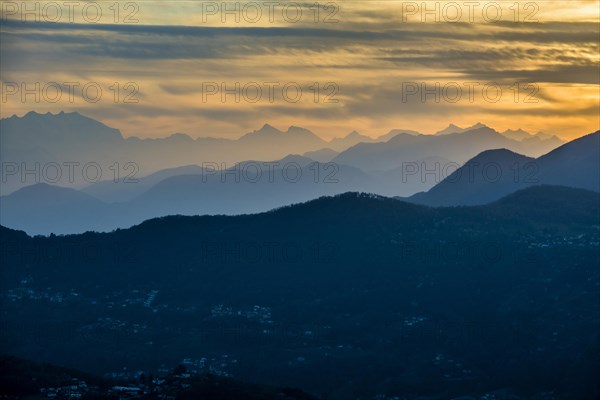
{"left": 1, "top": 185, "right": 599, "bottom": 399}
{"left": 0, "top": 356, "right": 319, "bottom": 399}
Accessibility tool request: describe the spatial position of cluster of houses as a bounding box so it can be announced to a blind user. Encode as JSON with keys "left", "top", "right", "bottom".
{"left": 39, "top": 378, "right": 92, "bottom": 398}
{"left": 527, "top": 232, "right": 599, "bottom": 249}
{"left": 37, "top": 372, "right": 187, "bottom": 399}
{"left": 180, "top": 356, "right": 234, "bottom": 376}
{"left": 211, "top": 304, "right": 273, "bottom": 324}
{"left": 3, "top": 286, "right": 79, "bottom": 303}
{"left": 37, "top": 356, "right": 234, "bottom": 399}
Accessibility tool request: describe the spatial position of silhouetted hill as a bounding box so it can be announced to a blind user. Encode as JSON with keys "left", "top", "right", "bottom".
{"left": 0, "top": 186, "right": 598, "bottom": 399}
{"left": 408, "top": 131, "right": 600, "bottom": 206}
{"left": 489, "top": 185, "right": 600, "bottom": 224}
{"left": 302, "top": 148, "right": 338, "bottom": 162}
{"left": 81, "top": 164, "right": 206, "bottom": 203}
{"left": 408, "top": 149, "right": 535, "bottom": 206}
{"left": 2, "top": 185, "right": 597, "bottom": 255}
{"left": 0, "top": 183, "right": 111, "bottom": 233}
{"left": 536, "top": 130, "right": 600, "bottom": 192}
{"left": 126, "top": 161, "right": 382, "bottom": 218}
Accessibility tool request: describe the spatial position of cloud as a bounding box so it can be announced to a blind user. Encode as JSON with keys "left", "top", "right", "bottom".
{"left": 1, "top": 10, "right": 598, "bottom": 139}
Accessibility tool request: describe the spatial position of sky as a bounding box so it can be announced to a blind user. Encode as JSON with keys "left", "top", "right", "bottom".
{"left": 1, "top": 0, "right": 599, "bottom": 140}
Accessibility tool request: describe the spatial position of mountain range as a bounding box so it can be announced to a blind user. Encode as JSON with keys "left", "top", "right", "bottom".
{"left": 0, "top": 156, "right": 389, "bottom": 234}
{"left": 1, "top": 112, "right": 565, "bottom": 195}
{"left": 332, "top": 125, "right": 565, "bottom": 172}
{"left": 0, "top": 127, "right": 596, "bottom": 235}
{"left": 0, "top": 113, "right": 597, "bottom": 397}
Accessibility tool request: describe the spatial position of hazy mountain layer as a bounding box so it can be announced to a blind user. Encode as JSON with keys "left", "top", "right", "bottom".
{"left": 1, "top": 112, "right": 564, "bottom": 195}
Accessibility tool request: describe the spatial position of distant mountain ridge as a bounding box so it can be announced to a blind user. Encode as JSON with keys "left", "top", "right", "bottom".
{"left": 407, "top": 131, "right": 600, "bottom": 206}
{"left": 0, "top": 156, "right": 391, "bottom": 234}
{"left": 1, "top": 111, "right": 567, "bottom": 194}
{"left": 435, "top": 122, "right": 489, "bottom": 135}
{"left": 501, "top": 128, "right": 561, "bottom": 143}
{"left": 333, "top": 126, "right": 563, "bottom": 172}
